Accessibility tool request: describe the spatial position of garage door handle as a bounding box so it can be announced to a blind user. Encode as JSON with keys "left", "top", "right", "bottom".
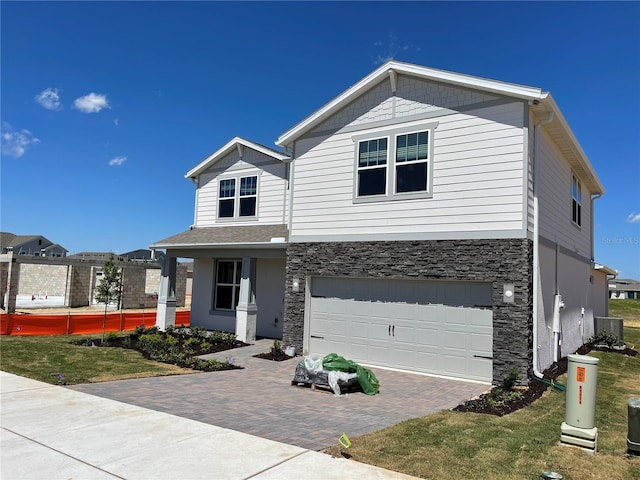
{"left": 388, "top": 325, "right": 395, "bottom": 336}
{"left": 310, "top": 335, "right": 324, "bottom": 339}
{"left": 473, "top": 355, "right": 493, "bottom": 360}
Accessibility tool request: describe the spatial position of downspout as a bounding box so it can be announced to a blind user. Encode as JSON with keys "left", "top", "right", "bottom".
{"left": 532, "top": 109, "right": 554, "bottom": 378}
{"left": 287, "top": 145, "right": 295, "bottom": 235}
{"left": 191, "top": 176, "right": 199, "bottom": 229}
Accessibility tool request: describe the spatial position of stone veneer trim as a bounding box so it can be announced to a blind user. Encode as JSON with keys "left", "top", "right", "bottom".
{"left": 283, "top": 239, "right": 533, "bottom": 385}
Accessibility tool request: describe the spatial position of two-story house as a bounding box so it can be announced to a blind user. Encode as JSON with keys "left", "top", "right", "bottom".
{"left": 152, "top": 61, "right": 605, "bottom": 385}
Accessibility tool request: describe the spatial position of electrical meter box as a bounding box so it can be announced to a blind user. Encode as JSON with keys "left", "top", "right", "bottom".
{"left": 561, "top": 354, "right": 599, "bottom": 451}
{"left": 565, "top": 354, "right": 599, "bottom": 428}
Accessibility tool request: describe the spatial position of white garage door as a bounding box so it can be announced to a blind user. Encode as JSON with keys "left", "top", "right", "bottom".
{"left": 308, "top": 277, "right": 493, "bottom": 383}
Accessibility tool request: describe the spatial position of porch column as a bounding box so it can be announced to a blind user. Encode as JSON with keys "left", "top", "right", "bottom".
{"left": 4, "top": 257, "right": 20, "bottom": 313}
{"left": 155, "top": 253, "right": 177, "bottom": 331}
{"left": 235, "top": 257, "right": 257, "bottom": 343}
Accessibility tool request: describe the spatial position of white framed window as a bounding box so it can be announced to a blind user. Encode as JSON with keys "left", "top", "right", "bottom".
{"left": 218, "top": 175, "right": 258, "bottom": 219}
{"left": 571, "top": 173, "right": 582, "bottom": 227}
{"left": 357, "top": 137, "right": 388, "bottom": 196}
{"left": 214, "top": 260, "right": 242, "bottom": 310}
{"left": 354, "top": 122, "right": 435, "bottom": 202}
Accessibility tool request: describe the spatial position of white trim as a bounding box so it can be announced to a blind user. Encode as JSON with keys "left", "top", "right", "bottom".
{"left": 289, "top": 229, "right": 527, "bottom": 243}
{"left": 186, "top": 137, "right": 290, "bottom": 179}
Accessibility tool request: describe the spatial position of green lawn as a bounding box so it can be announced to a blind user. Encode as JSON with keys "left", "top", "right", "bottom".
{"left": 325, "top": 300, "right": 640, "bottom": 480}
{"left": 2, "top": 301, "right": 640, "bottom": 479}
{"left": 0, "top": 334, "right": 194, "bottom": 384}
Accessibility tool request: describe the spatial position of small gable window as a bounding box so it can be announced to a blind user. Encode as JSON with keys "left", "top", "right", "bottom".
{"left": 218, "top": 175, "right": 258, "bottom": 219}
{"left": 571, "top": 173, "right": 582, "bottom": 227}
{"left": 395, "top": 131, "right": 429, "bottom": 193}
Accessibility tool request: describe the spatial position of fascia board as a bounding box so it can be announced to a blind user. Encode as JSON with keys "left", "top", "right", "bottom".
{"left": 185, "top": 137, "right": 290, "bottom": 179}
{"left": 541, "top": 95, "right": 605, "bottom": 195}
{"left": 276, "top": 61, "right": 546, "bottom": 147}
{"left": 149, "top": 241, "right": 287, "bottom": 250}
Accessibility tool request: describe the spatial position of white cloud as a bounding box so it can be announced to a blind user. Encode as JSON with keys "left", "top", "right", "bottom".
{"left": 1, "top": 122, "right": 40, "bottom": 158}
{"left": 626, "top": 212, "right": 640, "bottom": 223}
{"left": 35, "top": 88, "right": 62, "bottom": 110}
{"left": 372, "top": 32, "right": 421, "bottom": 65}
{"left": 114, "top": 118, "right": 119, "bottom": 127}
{"left": 109, "top": 156, "right": 126, "bottom": 166}
{"left": 73, "top": 93, "right": 110, "bottom": 113}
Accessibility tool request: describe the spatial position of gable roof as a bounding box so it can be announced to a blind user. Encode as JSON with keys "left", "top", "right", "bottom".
{"left": 0, "top": 233, "right": 52, "bottom": 250}
{"left": 185, "top": 137, "right": 290, "bottom": 180}
{"left": 276, "top": 60, "right": 603, "bottom": 195}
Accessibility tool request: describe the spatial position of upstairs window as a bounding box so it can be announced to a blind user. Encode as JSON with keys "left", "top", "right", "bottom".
{"left": 239, "top": 176, "right": 257, "bottom": 216}
{"left": 218, "top": 179, "right": 236, "bottom": 218}
{"left": 354, "top": 123, "right": 435, "bottom": 202}
{"left": 395, "top": 131, "right": 429, "bottom": 193}
{"left": 218, "top": 175, "right": 258, "bottom": 219}
{"left": 357, "top": 138, "right": 388, "bottom": 196}
{"left": 571, "top": 173, "right": 582, "bottom": 227}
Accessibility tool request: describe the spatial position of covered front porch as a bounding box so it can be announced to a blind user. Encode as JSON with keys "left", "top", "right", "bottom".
{"left": 151, "top": 225, "right": 287, "bottom": 343}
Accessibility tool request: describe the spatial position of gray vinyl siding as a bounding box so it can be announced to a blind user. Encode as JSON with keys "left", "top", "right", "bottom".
{"left": 291, "top": 99, "right": 527, "bottom": 240}
{"left": 536, "top": 128, "right": 591, "bottom": 257}
{"left": 195, "top": 148, "right": 288, "bottom": 227}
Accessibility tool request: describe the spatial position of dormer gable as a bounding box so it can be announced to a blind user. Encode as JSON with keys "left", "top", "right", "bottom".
{"left": 186, "top": 137, "right": 290, "bottom": 180}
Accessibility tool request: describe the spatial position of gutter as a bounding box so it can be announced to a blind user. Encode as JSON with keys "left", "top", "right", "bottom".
{"left": 532, "top": 109, "right": 554, "bottom": 378}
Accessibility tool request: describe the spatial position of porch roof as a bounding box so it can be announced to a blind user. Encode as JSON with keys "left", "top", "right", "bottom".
{"left": 150, "top": 225, "right": 288, "bottom": 250}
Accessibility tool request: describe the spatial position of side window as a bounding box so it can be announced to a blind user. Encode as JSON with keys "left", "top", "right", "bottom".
{"left": 214, "top": 260, "right": 241, "bottom": 310}
{"left": 357, "top": 138, "right": 388, "bottom": 196}
{"left": 571, "top": 173, "right": 582, "bottom": 227}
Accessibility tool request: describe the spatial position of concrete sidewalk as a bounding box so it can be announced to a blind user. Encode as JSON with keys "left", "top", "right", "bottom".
{"left": 0, "top": 371, "right": 418, "bottom": 480}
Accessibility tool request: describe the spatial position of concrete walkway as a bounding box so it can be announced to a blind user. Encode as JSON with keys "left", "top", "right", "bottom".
{"left": 0, "top": 371, "right": 419, "bottom": 480}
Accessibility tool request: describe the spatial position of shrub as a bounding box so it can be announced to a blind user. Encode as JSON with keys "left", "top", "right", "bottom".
{"left": 502, "top": 368, "right": 520, "bottom": 391}
{"left": 588, "top": 330, "right": 619, "bottom": 348}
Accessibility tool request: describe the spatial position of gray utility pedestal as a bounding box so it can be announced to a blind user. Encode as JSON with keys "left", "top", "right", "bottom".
{"left": 629, "top": 397, "right": 640, "bottom": 455}
{"left": 560, "top": 354, "right": 599, "bottom": 453}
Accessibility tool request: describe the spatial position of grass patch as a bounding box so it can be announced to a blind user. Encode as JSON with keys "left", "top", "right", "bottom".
{"left": 0, "top": 334, "right": 194, "bottom": 384}
{"left": 610, "top": 299, "right": 640, "bottom": 328}
{"left": 325, "top": 324, "right": 640, "bottom": 480}
{"left": 0, "top": 326, "right": 243, "bottom": 385}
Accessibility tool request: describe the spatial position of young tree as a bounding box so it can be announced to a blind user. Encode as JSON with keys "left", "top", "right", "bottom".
{"left": 94, "top": 254, "right": 122, "bottom": 343}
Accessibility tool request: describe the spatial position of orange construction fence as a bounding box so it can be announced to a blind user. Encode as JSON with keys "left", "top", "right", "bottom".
{"left": 0, "top": 310, "right": 190, "bottom": 336}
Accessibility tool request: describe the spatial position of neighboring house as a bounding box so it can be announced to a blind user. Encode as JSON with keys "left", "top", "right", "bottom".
{"left": 0, "top": 232, "right": 68, "bottom": 257}
{"left": 153, "top": 61, "right": 606, "bottom": 385}
{"left": 609, "top": 278, "right": 640, "bottom": 300}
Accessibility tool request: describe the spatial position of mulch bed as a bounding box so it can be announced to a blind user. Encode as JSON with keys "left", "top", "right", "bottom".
{"left": 254, "top": 350, "right": 295, "bottom": 361}
{"left": 453, "top": 343, "right": 638, "bottom": 416}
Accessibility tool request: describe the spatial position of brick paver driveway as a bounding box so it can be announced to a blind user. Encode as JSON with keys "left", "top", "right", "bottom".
{"left": 70, "top": 355, "right": 488, "bottom": 451}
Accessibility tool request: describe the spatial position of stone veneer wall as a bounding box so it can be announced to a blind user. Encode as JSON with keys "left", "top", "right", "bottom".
{"left": 284, "top": 239, "right": 533, "bottom": 385}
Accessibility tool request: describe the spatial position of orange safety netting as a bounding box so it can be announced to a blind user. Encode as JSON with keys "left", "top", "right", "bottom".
{"left": 0, "top": 311, "right": 190, "bottom": 336}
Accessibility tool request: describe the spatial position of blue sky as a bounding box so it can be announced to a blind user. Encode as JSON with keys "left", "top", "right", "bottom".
{"left": 1, "top": 1, "right": 639, "bottom": 278}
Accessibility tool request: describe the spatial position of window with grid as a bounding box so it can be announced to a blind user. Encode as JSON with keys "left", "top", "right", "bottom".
{"left": 572, "top": 173, "right": 582, "bottom": 227}
{"left": 239, "top": 176, "right": 257, "bottom": 216}
{"left": 214, "top": 260, "right": 242, "bottom": 310}
{"left": 218, "top": 179, "right": 236, "bottom": 218}
{"left": 395, "top": 131, "right": 429, "bottom": 193}
{"left": 218, "top": 175, "right": 258, "bottom": 219}
{"left": 357, "top": 138, "right": 388, "bottom": 196}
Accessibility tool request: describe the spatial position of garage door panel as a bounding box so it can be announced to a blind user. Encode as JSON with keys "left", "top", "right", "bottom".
{"left": 309, "top": 277, "right": 493, "bottom": 382}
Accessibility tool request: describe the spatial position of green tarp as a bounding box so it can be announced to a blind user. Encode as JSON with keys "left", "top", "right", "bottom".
{"left": 322, "top": 353, "right": 380, "bottom": 395}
